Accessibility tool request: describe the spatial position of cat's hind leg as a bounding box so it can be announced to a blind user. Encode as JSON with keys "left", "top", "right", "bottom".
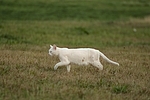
{"left": 91, "top": 61, "right": 103, "bottom": 70}
{"left": 67, "top": 65, "right": 71, "bottom": 72}
{"left": 54, "top": 61, "right": 70, "bottom": 71}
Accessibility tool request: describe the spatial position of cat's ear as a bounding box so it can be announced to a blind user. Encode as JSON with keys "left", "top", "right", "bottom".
{"left": 50, "top": 45, "right": 52, "bottom": 48}
{"left": 53, "top": 44, "right": 57, "bottom": 50}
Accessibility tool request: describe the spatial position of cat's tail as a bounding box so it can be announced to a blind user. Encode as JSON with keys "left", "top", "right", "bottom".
{"left": 99, "top": 52, "right": 119, "bottom": 66}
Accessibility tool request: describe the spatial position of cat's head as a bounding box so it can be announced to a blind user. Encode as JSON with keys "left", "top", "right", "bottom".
{"left": 49, "top": 44, "right": 58, "bottom": 56}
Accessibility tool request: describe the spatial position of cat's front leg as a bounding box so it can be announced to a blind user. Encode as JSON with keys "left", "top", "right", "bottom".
{"left": 67, "top": 65, "right": 71, "bottom": 72}
{"left": 54, "top": 64, "right": 58, "bottom": 70}
{"left": 54, "top": 61, "right": 70, "bottom": 70}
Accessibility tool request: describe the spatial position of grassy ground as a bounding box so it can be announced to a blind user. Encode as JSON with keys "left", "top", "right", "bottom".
{"left": 0, "top": 0, "right": 150, "bottom": 100}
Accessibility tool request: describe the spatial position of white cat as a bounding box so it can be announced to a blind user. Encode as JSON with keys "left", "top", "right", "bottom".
{"left": 49, "top": 44, "right": 119, "bottom": 72}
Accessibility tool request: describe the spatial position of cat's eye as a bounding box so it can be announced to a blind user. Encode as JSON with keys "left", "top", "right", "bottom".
{"left": 50, "top": 51, "right": 52, "bottom": 53}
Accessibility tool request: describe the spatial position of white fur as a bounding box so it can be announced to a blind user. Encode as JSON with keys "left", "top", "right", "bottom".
{"left": 49, "top": 44, "right": 119, "bottom": 72}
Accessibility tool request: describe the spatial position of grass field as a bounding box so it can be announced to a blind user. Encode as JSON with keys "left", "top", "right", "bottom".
{"left": 0, "top": 0, "right": 150, "bottom": 100}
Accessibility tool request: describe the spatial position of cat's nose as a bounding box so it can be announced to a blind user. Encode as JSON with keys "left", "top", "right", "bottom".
{"left": 49, "top": 53, "right": 52, "bottom": 56}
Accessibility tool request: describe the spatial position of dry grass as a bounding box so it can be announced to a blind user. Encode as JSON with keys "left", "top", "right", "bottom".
{"left": 130, "top": 16, "right": 150, "bottom": 23}
{"left": 0, "top": 45, "right": 150, "bottom": 100}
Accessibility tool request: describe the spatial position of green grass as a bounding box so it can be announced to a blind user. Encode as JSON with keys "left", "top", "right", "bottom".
{"left": 0, "top": 20, "right": 150, "bottom": 48}
{"left": 0, "top": 0, "right": 150, "bottom": 100}
{"left": 0, "top": 0, "right": 150, "bottom": 21}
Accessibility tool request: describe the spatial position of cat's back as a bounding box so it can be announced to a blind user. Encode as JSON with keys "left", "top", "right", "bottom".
{"left": 59, "top": 47, "right": 99, "bottom": 53}
{"left": 75, "top": 48, "right": 98, "bottom": 51}
{"left": 68, "top": 48, "right": 99, "bottom": 54}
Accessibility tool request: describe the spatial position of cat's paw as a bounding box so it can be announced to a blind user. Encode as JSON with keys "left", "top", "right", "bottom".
{"left": 54, "top": 66, "right": 58, "bottom": 70}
